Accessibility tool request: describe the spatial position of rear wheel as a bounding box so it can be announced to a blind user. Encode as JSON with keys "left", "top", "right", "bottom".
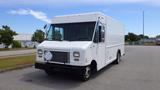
{"left": 80, "top": 66, "right": 91, "bottom": 81}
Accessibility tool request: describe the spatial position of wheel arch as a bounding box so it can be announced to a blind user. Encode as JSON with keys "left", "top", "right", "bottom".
{"left": 90, "top": 60, "right": 97, "bottom": 73}
{"left": 117, "top": 49, "right": 121, "bottom": 56}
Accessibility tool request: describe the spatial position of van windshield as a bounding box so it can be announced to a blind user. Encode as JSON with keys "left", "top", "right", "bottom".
{"left": 46, "top": 22, "right": 96, "bottom": 41}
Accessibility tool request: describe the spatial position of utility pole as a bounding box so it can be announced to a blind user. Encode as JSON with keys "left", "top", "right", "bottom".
{"left": 142, "top": 10, "right": 145, "bottom": 45}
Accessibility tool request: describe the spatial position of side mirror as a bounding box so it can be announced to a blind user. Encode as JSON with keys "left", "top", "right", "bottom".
{"left": 43, "top": 24, "right": 49, "bottom": 39}
{"left": 99, "top": 26, "right": 102, "bottom": 32}
{"left": 44, "top": 24, "right": 47, "bottom": 29}
{"left": 93, "top": 29, "right": 99, "bottom": 43}
{"left": 99, "top": 26, "right": 102, "bottom": 42}
{"left": 93, "top": 37, "right": 98, "bottom": 43}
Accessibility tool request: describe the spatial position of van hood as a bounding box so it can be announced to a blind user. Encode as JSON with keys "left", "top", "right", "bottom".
{"left": 38, "top": 41, "right": 92, "bottom": 50}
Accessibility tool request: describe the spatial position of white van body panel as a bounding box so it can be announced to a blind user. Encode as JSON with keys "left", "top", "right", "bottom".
{"left": 52, "top": 12, "right": 105, "bottom": 24}
{"left": 36, "top": 12, "right": 125, "bottom": 72}
{"left": 37, "top": 41, "right": 94, "bottom": 66}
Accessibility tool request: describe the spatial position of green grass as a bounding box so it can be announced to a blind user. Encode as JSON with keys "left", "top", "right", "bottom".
{"left": 0, "top": 55, "right": 35, "bottom": 71}
{"left": 0, "top": 48, "right": 35, "bottom": 51}
{"left": 144, "top": 42, "right": 157, "bottom": 46}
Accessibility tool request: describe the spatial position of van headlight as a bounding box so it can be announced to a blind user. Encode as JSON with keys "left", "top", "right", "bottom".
{"left": 37, "top": 49, "right": 43, "bottom": 57}
{"left": 73, "top": 52, "right": 80, "bottom": 57}
{"left": 44, "top": 51, "right": 52, "bottom": 61}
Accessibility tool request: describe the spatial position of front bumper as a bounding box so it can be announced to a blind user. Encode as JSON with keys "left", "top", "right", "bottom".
{"left": 35, "top": 62, "right": 87, "bottom": 73}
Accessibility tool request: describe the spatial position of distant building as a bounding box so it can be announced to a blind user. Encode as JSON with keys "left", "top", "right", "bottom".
{"left": 0, "top": 43, "right": 5, "bottom": 48}
{"left": 143, "top": 38, "right": 156, "bottom": 43}
{"left": 13, "top": 34, "right": 39, "bottom": 48}
{"left": 155, "top": 38, "right": 160, "bottom": 45}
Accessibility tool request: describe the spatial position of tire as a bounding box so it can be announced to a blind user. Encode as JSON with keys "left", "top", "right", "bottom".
{"left": 113, "top": 52, "right": 121, "bottom": 64}
{"left": 80, "top": 66, "right": 91, "bottom": 81}
{"left": 45, "top": 69, "right": 55, "bottom": 76}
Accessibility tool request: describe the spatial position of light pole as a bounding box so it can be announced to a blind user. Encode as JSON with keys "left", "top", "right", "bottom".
{"left": 142, "top": 10, "right": 145, "bottom": 45}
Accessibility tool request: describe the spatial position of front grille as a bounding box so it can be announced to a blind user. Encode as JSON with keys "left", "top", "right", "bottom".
{"left": 50, "top": 51, "right": 69, "bottom": 63}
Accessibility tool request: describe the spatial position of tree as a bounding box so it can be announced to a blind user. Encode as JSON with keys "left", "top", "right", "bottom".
{"left": 125, "top": 33, "right": 150, "bottom": 42}
{"left": 128, "top": 33, "right": 140, "bottom": 42}
{"left": 138, "top": 34, "right": 149, "bottom": 39}
{"left": 32, "top": 29, "right": 45, "bottom": 43}
{"left": 125, "top": 35, "right": 129, "bottom": 42}
{"left": 125, "top": 32, "right": 141, "bottom": 42}
{"left": 12, "top": 40, "right": 21, "bottom": 48}
{"left": 0, "top": 25, "right": 17, "bottom": 48}
{"left": 156, "top": 35, "right": 160, "bottom": 38}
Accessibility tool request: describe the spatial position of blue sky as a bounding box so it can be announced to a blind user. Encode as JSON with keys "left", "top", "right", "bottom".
{"left": 0, "top": 0, "right": 160, "bottom": 37}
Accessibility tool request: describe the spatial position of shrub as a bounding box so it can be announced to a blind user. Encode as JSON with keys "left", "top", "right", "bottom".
{"left": 12, "top": 40, "right": 21, "bottom": 48}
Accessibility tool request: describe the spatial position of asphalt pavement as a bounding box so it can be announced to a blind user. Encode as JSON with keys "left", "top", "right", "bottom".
{"left": 0, "top": 46, "right": 160, "bottom": 90}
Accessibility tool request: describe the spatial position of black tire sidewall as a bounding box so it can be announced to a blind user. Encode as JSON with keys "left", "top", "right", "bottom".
{"left": 45, "top": 69, "right": 54, "bottom": 75}
{"left": 80, "top": 66, "right": 91, "bottom": 81}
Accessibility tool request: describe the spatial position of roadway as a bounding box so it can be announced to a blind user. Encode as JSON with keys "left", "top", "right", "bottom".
{"left": 0, "top": 46, "right": 160, "bottom": 90}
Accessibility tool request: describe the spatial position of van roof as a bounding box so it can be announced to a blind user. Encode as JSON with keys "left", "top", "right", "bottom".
{"left": 52, "top": 12, "right": 105, "bottom": 24}
{"left": 54, "top": 12, "right": 105, "bottom": 17}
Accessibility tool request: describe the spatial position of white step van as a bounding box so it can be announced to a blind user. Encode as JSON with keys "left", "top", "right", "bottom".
{"left": 35, "top": 12, "right": 125, "bottom": 81}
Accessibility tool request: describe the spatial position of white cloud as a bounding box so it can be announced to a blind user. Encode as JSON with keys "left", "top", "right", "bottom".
{"left": 8, "top": 9, "right": 51, "bottom": 23}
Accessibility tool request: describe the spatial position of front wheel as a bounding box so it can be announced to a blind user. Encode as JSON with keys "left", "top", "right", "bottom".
{"left": 45, "top": 69, "right": 55, "bottom": 76}
{"left": 80, "top": 66, "right": 91, "bottom": 81}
